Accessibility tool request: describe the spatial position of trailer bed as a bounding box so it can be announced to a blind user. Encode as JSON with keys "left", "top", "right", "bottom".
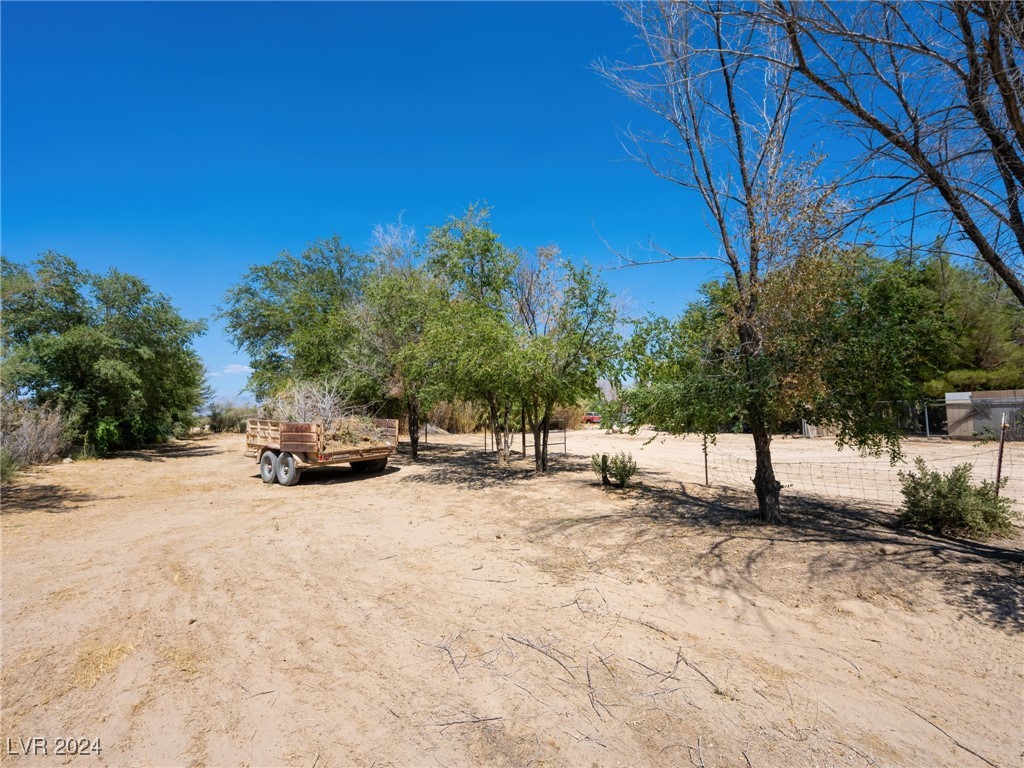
{"left": 245, "top": 418, "right": 399, "bottom": 486}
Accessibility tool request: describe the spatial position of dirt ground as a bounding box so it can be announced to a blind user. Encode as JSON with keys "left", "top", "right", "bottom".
{"left": 2, "top": 429, "right": 1022, "bottom": 767}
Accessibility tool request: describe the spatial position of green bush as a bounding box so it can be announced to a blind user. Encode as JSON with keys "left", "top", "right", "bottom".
{"left": 898, "top": 458, "right": 1017, "bottom": 539}
{"left": 90, "top": 418, "right": 121, "bottom": 455}
{"left": 608, "top": 451, "right": 638, "bottom": 487}
{"left": 208, "top": 402, "right": 254, "bottom": 433}
{"left": 591, "top": 453, "right": 610, "bottom": 485}
{"left": 591, "top": 451, "right": 638, "bottom": 488}
{"left": 0, "top": 448, "right": 18, "bottom": 485}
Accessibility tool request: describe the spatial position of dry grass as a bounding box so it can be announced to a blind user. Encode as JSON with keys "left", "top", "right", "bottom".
{"left": 71, "top": 636, "right": 137, "bottom": 689}
{"left": 326, "top": 416, "right": 391, "bottom": 450}
{"left": 45, "top": 586, "right": 84, "bottom": 606}
{"left": 167, "top": 562, "right": 196, "bottom": 593}
{"left": 158, "top": 644, "right": 205, "bottom": 680}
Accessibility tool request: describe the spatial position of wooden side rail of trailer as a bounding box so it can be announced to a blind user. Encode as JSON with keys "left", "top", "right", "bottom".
{"left": 245, "top": 418, "right": 399, "bottom": 486}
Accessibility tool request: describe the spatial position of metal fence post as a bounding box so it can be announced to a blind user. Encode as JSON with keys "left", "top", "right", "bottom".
{"left": 995, "top": 413, "right": 1008, "bottom": 496}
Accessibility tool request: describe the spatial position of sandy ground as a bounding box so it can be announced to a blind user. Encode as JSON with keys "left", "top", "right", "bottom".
{"left": 1, "top": 429, "right": 1022, "bottom": 768}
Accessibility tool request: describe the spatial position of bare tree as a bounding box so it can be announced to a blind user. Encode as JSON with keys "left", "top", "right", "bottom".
{"left": 370, "top": 213, "right": 419, "bottom": 271}
{"left": 263, "top": 378, "right": 354, "bottom": 432}
{"left": 758, "top": 0, "right": 1024, "bottom": 305}
{"left": 599, "top": 1, "right": 842, "bottom": 522}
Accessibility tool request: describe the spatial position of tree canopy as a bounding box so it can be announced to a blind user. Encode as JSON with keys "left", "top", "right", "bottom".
{"left": 219, "top": 235, "right": 371, "bottom": 400}
{"left": 1, "top": 252, "right": 207, "bottom": 452}
{"left": 220, "top": 206, "right": 619, "bottom": 471}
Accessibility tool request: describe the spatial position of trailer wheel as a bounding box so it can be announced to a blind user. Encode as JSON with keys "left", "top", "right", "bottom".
{"left": 276, "top": 452, "right": 302, "bottom": 486}
{"left": 260, "top": 451, "right": 279, "bottom": 483}
{"left": 352, "top": 457, "right": 388, "bottom": 474}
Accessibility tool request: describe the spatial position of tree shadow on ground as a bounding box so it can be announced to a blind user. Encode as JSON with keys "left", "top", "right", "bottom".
{"left": 1, "top": 483, "right": 96, "bottom": 514}
{"left": 289, "top": 465, "right": 402, "bottom": 485}
{"left": 109, "top": 440, "right": 219, "bottom": 463}
{"left": 530, "top": 477, "right": 1024, "bottom": 633}
{"left": 399, "top": 443, "right": 591, "bottom": 490}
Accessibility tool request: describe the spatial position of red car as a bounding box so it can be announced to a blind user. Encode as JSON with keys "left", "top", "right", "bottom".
{"left": 583, "top": 412, "right": 602, "bottom": 424}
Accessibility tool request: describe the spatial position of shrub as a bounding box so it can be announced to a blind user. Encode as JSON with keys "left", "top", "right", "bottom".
{"left": 608, "top": 451, "right": 638, "bottom": 487}
{"left": 0, "top": 448, "right": 18, "bottom": 485}
{"left": 208, "top": 401, "right": 254, "bottom": 433}
{"left": 2, "top": 404, "right": 68, "bottom": 467}
{"left": 898, "top": 458, "right": 1017, "bottom": 540}
{"left": 591, "top": 451, "right": 638, "bottom": 488}
{"left": 428, "top": 400, "right": 484, "bottom": 434}
{"left": 552, "top": 405, "right": 584, "bottom": 430}
{"left": 90, "top": 417, "right": 121, "bottom": 455}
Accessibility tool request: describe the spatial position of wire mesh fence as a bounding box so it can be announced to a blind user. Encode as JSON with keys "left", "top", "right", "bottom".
{"left": 810, "top": 398, "right": 1024, "bottom": 440}
{"left": 677, "top": 439, "right": 1023, "bottom": 515}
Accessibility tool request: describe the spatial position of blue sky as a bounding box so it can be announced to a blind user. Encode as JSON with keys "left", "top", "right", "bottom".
{"left": 3, "top": 1, "right": 743, "bottom": 400}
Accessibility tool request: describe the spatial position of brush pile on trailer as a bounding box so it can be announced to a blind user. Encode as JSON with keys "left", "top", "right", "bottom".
{"left": 245, "top": 417, "right": 399, "bottom": 486}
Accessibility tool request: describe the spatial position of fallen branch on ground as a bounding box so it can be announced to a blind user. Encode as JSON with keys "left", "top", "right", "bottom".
{"left": 507, "top": 634, "right": 578, "bottom": 681}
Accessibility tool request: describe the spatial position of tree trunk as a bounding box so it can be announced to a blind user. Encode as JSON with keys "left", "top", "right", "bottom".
{"left": 531, "top": 405, "right": 553, "bottom": 472}
{"left": 532, "top": 420, "right": 544, "bottom": 471}
{"left": 737, "top": 319, "right": 782, "bottom": 523}
{"left": 751, "top": 423, "right": 782, "bottom": 523}
{"left": 407, "top": 394, "right": 420, "bottom": 461}
{"left": 500, "top": 422, "right": 514, "bottom": 465}
{"left": 521, "top": 406, "right": 526, "bottom": 459}
{"left": 488, "top": 400, "right": 506, "bottom": 467}
{"left": 490, "top": 401, "right": 513, "bottom": 467}
{"left": 540, "top": 407, "right": 552, "bottom": 473}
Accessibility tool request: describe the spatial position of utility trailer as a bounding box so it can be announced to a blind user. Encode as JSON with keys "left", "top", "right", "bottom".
{"left": 245, "top": 418, "right": 399, "bottom": 486}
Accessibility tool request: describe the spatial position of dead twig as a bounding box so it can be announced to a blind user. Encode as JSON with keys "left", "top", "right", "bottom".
{"left": 584, "top": 656, "right": 616, "bottom": 720}
{"left": 687, "top": 736, "right": 706, "bottom": 768}
{"left": 619, "top": 613, "right": 678, "bottom": 640}
{"left": 414, "top": 636, "right": 465, "bottom": 679}
{"left": 596, "top": 652, "right": 616, "bottom": 680}
{"left": 507, "top": 634, "right": 578, "bottom": 681}
{"left": 825, "top": 738, "right": 875, "bottom": 766}
{"left": 311, "top": 750, "right": 320, "bottom": 768}
{"left": 628, "top": 657, "right": 669, "bottom": 678}
{"left": 781, "top": 642, "right": 862, "bottom": 677}
{"left": 905, "top": 706, "right": 998, "bottom": 768}
{"left": 431, "top": 715, "right": 503, "bottom": 728}
{"left": 638, "top": 686, "right": 683, "bottom": 698}
{"left": 657, "top": 742, "right": 688, "bottom": 756}
{"left": 442, "top": 646, "right": 462, "bottom": 678}
{"left": 679, "top": 651, "right": 724, "bottom": 695}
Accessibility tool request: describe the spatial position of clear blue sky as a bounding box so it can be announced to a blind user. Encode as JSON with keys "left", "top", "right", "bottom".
{"left": 3, "top": 1, "right": 734, "bottom": 400}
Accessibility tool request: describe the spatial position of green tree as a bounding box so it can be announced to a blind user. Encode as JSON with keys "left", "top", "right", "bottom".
{"left": 601, "top": 2, "right": 953, "bottom": 521}
{"left": 427, "top": 204, "right": 518, "bottom": 312}
{"left": 357, "top": 264, "right": 444, "bottom": 459}
{"left": 422, "top": 206, "right": 524, "bottom": 465}
{"left": 512, "top": 252, "right": 620, "bottom": 471}
{"left": 601, "top": 2, "right": 851, "bottom": 521}
{"left": 418, "top": 300, "right": 525, "bottom": 466}
{"left": 918, "top": 244, "right": 1024, "bottom": 395}
{"left": 1, "top": 252, "right": 206, "bottom": 452}
{"left": 421, "top": 206, "right": 620, "bottom": 471}
{"left": 623, "top": 252, "right": 942, "bottom": 516}
{"left": 220, "top": 235, "right": 371, "bottom": 399}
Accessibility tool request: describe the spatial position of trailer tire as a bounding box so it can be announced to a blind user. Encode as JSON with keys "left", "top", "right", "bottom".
{"left": 352, "top": 457, "right": 388, "bottom": 474}
{"left": 260, "top": 451, "right": 279, "bottom": 483}
{"left": 276, "top": 452, "right": 302, "bottom": 486}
